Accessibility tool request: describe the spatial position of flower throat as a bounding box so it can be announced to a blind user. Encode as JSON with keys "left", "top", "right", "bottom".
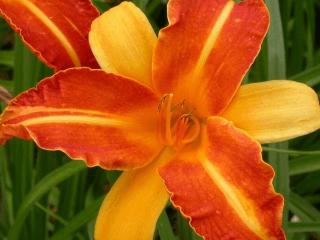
{"left": 158, "top": 94, "right": 200, "bottom": 150}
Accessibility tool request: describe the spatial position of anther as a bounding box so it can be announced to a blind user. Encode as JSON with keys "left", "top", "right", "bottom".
{"left": 158, "top": 94, "right": 170, "bottom": 112}
{"left": 158, "top": 94, "right": 201, "bottom": 149}
{"left": 171, "top": 99, "right": 185, "bottom": 113}
{"left": 173, "top": 114, "right": 200, "bottom": 149}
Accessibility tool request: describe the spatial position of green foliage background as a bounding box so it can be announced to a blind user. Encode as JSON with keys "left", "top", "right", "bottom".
{"left": 0, "top": 0, "right": 320, "bottom": 239}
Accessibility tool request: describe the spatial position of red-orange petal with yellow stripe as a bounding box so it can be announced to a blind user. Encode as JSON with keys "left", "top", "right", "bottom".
{"left": 153, "top": 0, "right": 269, "bottom": 117}
{"left": 159, "top": 117, "right": 285, "bottom": 240}
{"left": 0, "top": 0, "right": 99, "bottom": 70}
{"left": 0, "top": 68, "right": 162, "bottom": 170}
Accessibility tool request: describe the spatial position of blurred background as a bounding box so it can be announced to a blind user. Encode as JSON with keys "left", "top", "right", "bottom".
{"left": 0, "top": 0, "right": 320, "bottom": 239}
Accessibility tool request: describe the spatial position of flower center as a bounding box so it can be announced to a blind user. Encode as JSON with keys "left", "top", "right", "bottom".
{"left": 158, "top": 94, "right": 201, "bottom": 150}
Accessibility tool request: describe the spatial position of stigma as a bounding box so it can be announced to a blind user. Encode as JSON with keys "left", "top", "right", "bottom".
{"left": 158, "top": 94, "right": 200, "bottom": 150}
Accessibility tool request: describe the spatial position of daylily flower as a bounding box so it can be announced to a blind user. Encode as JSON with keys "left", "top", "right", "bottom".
{"left": 1, "top": 0, "right": 320, "bottom": 239}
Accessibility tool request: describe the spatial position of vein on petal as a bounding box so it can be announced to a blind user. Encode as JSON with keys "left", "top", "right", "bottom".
{"left": 17, "top": 0, "right": 81, "bottom": 66}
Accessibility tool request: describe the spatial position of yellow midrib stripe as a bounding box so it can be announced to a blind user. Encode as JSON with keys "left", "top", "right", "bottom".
{"left": 200, "top": 153, "right": 269, "bottom": 240}
{"left": 193, "top": 1, "right": 234, "bottom": 77}
{"left": 187, "top": 1, "right": 234, "bottom": 101}
{"left": 20, "top": 0, "right": 81, "bottom": 67}
{"left": 21, "top": 115, "right": 131, "bottom": 127}
{"left": 9, "top": 106, "right": 115, "bottom": 118}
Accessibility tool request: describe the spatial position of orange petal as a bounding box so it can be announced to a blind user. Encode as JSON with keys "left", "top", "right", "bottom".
{"left": 95, "top": 148, "right": 173, "bottom": 240}
{"left": 153, "top": 0, "right": 269, "bottom": 117}
{"left": 0, "top": 0, "right": 99, "bottom": 70}
{"left": 159, "top": 117, "right": 285, "bottom": 240}
{"left": 0, "top": 68, "right": 162, "bottom": 170}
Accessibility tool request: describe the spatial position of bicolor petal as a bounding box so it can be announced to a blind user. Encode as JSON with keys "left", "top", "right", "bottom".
{"left": 0, "top": 68, "right": 162, "bottom": 170}
{"left": 89, "top": 2, "right": 157, "bottom": 86}
{"left": 153, "top": 0, "right": 269, "bottom": 117}
{"left": 159, "top": 117, "right": 285, "bottom": 240}
{"left": 0, "top": 0, "right": 99, "bottom": 70}
{"left": 95, "top": 148, "right": 173, "bottom": 240}
{"left": 222, "top": 80, "right": 320, "bottom": 143}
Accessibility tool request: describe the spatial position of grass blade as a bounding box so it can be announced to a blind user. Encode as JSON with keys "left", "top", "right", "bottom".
{"left": 0, "top": 50, "right": 13, "bottom": 67}
{"left": 157, "top": 210, "right": 177, "bottom": 240}
{"left": 288, "top": 223, "right": 320, "bottom": 233}
{"left": 289, "top": 155, "right": 320, "bottom": 175}
{"left": 49, "top": 196, "right": 104, "bottom": 240}
{"left": 290, "top": 64, "right": 320, "bottom": 87}
{"left": 266, "top": 0, "right": 289, "bottom": 232}
{"left": 7, "top": 161, "right": 86, "bottom": 240}
{"left": 263, "top": 147, "right": 320, "bottom": 156}
{"left": 289, "top": 192, "right": 320, "bottom": 221}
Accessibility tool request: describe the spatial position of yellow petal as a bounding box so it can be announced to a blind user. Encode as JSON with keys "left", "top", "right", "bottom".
{"left": 222, "top": 80, "right": 320, "bottom": 143}
{"left": 89, "top": 2, "right": 156, "bottom": 86}
{"left": 94, "top": 148, "right": 173, "bottom": 240}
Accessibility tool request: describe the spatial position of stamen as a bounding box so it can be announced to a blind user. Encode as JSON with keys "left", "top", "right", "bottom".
{"left": 173, "top": 114, "right": 200, "bottom": 149}
{"left": 181, "top": 115, "right": 200, "bottom": 144}
{"left": 158, "top": 94, "right": 201, "bottom": 149}
{"left": 158, "top": 94, "right": 174, "bottom": 145}
{"left": 171, "top": 99, "right": 185, "bottom": 113}
{"left": 173, "top": 114, "right": 190, "bottom": 149}
{"left": 158, "top": 94, "right": 169, "bottom": 112}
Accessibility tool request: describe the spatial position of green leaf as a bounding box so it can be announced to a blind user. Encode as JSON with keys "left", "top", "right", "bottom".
{"left": 35, "top": 202, "right": 88, "bottom": 240}
{"left": 266, "top": 0, "right": 289, "bottom": 232}
{"left": 287, "top": 0, "right": 304, "bottom": 76}
{"left": 35, "top": 202, "right": 68, "bottom": 226}
{"left": 305, "top": 194, "right": 320, "bottom": 205}
{"left": 0, "top": 222, "right": 7, "bottom": 239}
{"left": 263, "top": 147, "right": 320, "bottom": 156}
{"left": 289, "top": 155, "right": 320, "bottom": 175}
{"left": 0, "top": 146, "right": 14, "bottom": 227}
{"left": 289, "top": 192, "right": 320, "bottom": 221}
{"left": 157, "top": 210, "right": 177, "bottom": 240}
{"left": 290, "top": 64, "right": 320, "bottom": 87}
{"left": 49, "top": 196, "right": 104, "bottom": 240}
{"left": 0, "top": 50, "right": 14, "bottom": 67}
{"left": 7, "top": 161, "right": 86, "bottom": 240}
{"left": 0, "top": 79, "right": 13, "bottom": 92}
{"left": 266, "top": 0, "right": 286, "bottom": 79}
{"left": 288, "top": 222, "right": 320, "bottom": 233}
